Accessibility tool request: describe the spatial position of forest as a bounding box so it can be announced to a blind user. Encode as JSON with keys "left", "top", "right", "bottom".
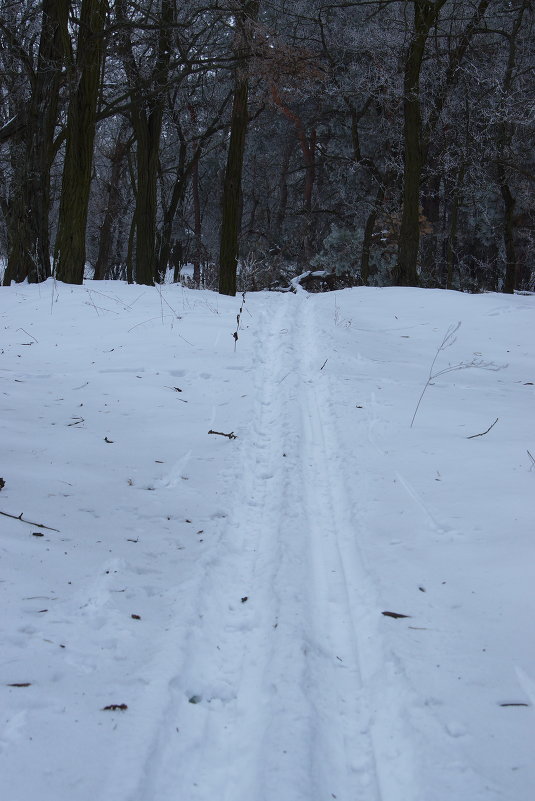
{"left": 0, "top": 0, "right": 533, "bottom": 295}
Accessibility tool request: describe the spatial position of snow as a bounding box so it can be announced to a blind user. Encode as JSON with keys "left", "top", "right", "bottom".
{"left": 0, "top": 280, "right": 533, "bottom": 801}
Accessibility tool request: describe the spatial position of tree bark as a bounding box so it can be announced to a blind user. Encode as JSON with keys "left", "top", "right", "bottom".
{"left": 219, "top": 0, "right": 260, "bottom": 297}
{"left": 94, "top": 125, "right": 129, "bottom": 280}
{"left": 132, "top": 109, "right": 162, "bottom": 285}
{"left": 446, "top": 166, "right": 464, "bottom": 290}
{"left": 55, "top": 0, "right": 107, "bottom": 284}
{"left": 394, "top": 1, "right": 442, "bottom": 287}
{"left": 157, "top": 133, "right": 188, "bottom": 280}
{"left": 3, "top": 0, "right": 70, "bottom": 285}
{"left": 361, "top": 182, "right": 386, "bottom": 286}
{"left": 270, "top": 85, "right": 317, "bottom": 265}
{"left": 273, "top": 138, "right": 293, "bottom": 244}
{"left": 497, "top": 0, "right": 528, "bottom": 294}
{"left": 395, "top": 0, "right": 489, "bottom": 287}
{"left": 192, "top": 155, "right": 202, "bottom": 287}
{"left": 116, "top": 0, "right": 174, "bottom": 286}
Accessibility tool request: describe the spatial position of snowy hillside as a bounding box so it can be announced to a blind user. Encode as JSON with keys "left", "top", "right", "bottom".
{"left": 1, "top": 280, "right": 534, "bottom": 801}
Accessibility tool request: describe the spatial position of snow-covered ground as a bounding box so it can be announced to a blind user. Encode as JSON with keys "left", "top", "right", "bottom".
{"left": 0, "top": 280, "right": 533, "bottom": 801}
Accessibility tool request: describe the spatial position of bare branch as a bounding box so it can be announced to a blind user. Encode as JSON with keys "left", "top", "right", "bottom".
{"left": 467, "top": 417, "right": 499, "bottom": 439}
{"left": 0, "top": 510, "right": 59, "bottom": 532}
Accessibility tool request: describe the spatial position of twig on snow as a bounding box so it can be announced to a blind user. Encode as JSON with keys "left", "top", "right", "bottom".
{"left": 527, "top": 450, "right": 535, "bottom": 470}
{"left": 0, "top": 510, "right": 59, "bottom": 532}
{"left": 208, "top": 429, "right": 237, "bottom": 440}
{"left": 467, "top": 417, "right": 499, "bottom": 439}
{"left": 17, "top": 328, "right": 38, "bottom": 343}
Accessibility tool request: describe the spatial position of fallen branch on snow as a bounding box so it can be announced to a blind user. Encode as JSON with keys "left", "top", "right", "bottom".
{"left": 0, "top": 510, "right": 59, "bottom": 532}
{"left": 208, "top": 429, "right": 237, "bottom": 440}
{"left": 467, "top": 417, "right": 499, "bottom": 439}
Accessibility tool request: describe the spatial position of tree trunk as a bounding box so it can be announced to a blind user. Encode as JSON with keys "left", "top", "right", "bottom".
{"left": 394, "top": 1, "right": 441, "bottom": 287}
{"left": 157, "top": 137, "right": 188, "bottom": 280}
{"left": 192, "top": 155, "right": 202, "bottom": 287}
{"left": 361, "top": 182, "right": 386, "bottom": 286}
{"left": 395, "top": 0, "right": 489, "bottom": 287}
{"left": 55, "top": 0, "right": 107, "bottom": 284}
{"left": 500, "top": 182, "right": 517, "bottom": 294}
{"left": 132, "top": 110, "right": 162, "bottom": 285}
{"left": 497, "top": 0, "right": 528, "bottom": 294}
{"left": 126, "top": 211, "right": 135, "bottom": 284}
{"left": 446, "top": 166, "right": 464, "bottom": 290}
{"left": 3, "top": 0, "right": 70, "bottom": 285}
{"left": 219, "top": 0, "right": 260, "bottom": 297}
{"left": 3, "top": 138, "right": 31, "bottom": 285}
{"left": 94, "top": 126, "right": 129, "bottom": 280}
{"left": 118, "top": 0, "right": 173, "bottom": 286}
{"left": 273, "top": 139, "right": 293, "bottom": 244}
{"left": 270, "top": 85, "right": 317, "bottom": 265}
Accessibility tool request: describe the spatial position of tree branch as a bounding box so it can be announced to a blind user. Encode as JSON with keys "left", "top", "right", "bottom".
{"left": 0, "top": 510, "right": 59, "bottom": 532}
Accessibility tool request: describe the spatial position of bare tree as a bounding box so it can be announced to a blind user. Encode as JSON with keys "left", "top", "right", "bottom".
{"left": 1, "top": 0, "right": 70, "bottom": 285}
{"left": 54, "top": 0, "right": 107, "bottom": 284}
{"left": 219, "top": 0, "right": 260, "bottom": 296}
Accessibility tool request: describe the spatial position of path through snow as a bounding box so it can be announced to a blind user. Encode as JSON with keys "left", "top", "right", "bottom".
{"left": 119, "top": 293, "right": 389, "bottom": 801}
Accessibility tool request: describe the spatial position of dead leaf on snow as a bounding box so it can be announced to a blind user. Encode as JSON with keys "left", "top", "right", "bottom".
{"left": 382, "top": 611, "right": 411, "bottom": 619}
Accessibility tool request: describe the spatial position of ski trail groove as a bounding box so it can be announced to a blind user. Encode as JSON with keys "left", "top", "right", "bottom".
{"left": 294, "top": 296, "right": 383, "bottom": 800}
{"left": 128, "top": 293, "right": 411, "bottom": 801}
{"left": 128, "top": 295, "right": 304, "bottom": 801}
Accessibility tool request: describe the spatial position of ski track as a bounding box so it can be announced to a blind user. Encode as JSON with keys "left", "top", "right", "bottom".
{"left": 103, "top": 293, "right": 440, "bottom": 801}
{"left": 121, "top": 292, "right": 417, "bottom": 801}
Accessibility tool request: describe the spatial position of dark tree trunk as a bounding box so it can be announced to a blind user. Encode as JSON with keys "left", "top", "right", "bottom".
{"left": 500, "top": 181, "right": 517, "bottom": 294}
{"left": 219, "top": 0, "right": 260, "bottom": 297}
{"left": 395, "top": 0, "right": 489, "bottom": 287}
{"left": 192, "top": 155, "right": 202, "bottom": 287}
{"left": 157, "top": 136, "right": 188, "bottom": 280}
{"left": 419, "top": 173, "right": 441, "bottom": 284}
{"left": 273, "top": 139, "right": 293, "bottom": 243}
{"left": 394, "top": 1, "right": 441, "bottom": 287}
{"left": 445, "top": 166, "right": 464, "bottom": 290}
{"left": 3, "top": 0, "right": 70, "bottom": 285}
{"left": 117, "top": 0, "right": 173, "bottom": 286}
{"left": 271, "top": 85, "right": 317, "bottom": 265}
{"left": 94, "top": 126, "right": 129, "bottom": 280}
{"left": 126, "top": 211, "right": 135, "bottom": 284}
{"left": 219, "top": 77, "right": 249, "bottom": 296}
{"left": 4, "top": 139, "right": 30, "bottom": 285}
{"left": 361, "top": 182, "right": 386, "bottom": 286}
{"left": 55, "top": 0, "right": 107, "bottom": 284}
{"left": 497, "top": 0, "right": 528, "bottom": 294}
{"left": 132, "top": 109, "right": 162, "bottom": 285}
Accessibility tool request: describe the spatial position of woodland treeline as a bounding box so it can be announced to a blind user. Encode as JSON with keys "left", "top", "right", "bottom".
{"left": 0, "top": 0, "right": 533, "bottom": 295}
